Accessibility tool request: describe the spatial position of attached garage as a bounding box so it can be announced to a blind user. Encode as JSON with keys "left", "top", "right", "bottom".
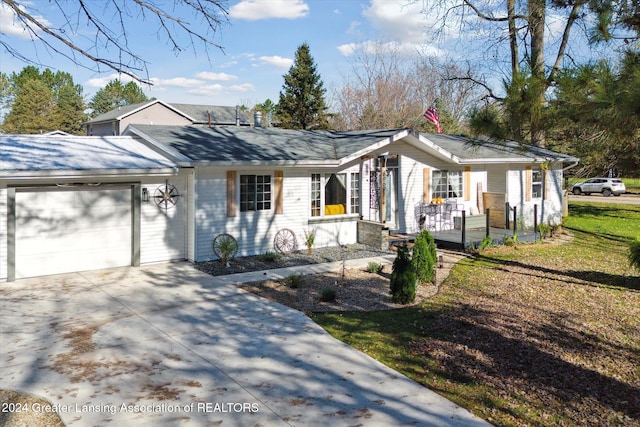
{"left": 14, "top": 187, "right": 133, "bottom": 279}
{"left": 1, "top": 134, "right": 184, "bottom": 282}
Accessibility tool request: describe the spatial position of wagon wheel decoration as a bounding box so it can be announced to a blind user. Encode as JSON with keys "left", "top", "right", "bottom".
{"left": 274, "top": 228, "right": 298, "bottom": 254}
{"left": 153, "top": 182, "right": 181, "bottom": 210}
{"left": 212, "top": 233, "right": 239, "bottom": 265}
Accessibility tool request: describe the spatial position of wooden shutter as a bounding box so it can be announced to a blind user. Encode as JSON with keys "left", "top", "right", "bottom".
{"left": 422, "top": 168, "right": 431, "bottom": 203}
{"left": 274, "top": 170, "right": 284, "bottom": 214}
{"left": 226, "top": 170, "right": 237, "bottom": 217}
{"left": 525, "top": 166, "right": 532, "bottom": 201}
{"left": 464, "top": 166, "right": 471, "bottom": 201}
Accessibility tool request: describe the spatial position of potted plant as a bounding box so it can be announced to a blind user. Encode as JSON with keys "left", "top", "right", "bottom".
{"left": 304, "top": 228, "right": 317, "bottom": 255}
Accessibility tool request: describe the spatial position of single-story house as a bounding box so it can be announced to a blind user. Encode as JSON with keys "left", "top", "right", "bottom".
{"left": 0, "top": 126, "right": 578, "bottom": 281}
{"left": 85, "top": 100, "right": 252, "bottom": 136}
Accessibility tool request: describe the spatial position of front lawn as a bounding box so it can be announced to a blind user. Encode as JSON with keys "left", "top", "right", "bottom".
{"left": 312, "top": 202, "right": 640, "bottom": 426}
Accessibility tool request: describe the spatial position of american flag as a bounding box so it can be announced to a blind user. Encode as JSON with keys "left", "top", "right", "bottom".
{"left": 423, "top": 103, "right": 442, "bottom": 133}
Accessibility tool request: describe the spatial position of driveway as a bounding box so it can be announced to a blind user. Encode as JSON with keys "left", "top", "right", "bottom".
{"left": 1, "top": 262, "right": 490, "bottom": 426}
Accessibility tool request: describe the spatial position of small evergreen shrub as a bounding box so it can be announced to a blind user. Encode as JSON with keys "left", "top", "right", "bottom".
{"left": 629, "top": 239, "right": 640, "bottom": 271}
{"left": 319, "top": 287, "right": 337, "bottom": 302}
{"left": 261, "top": 251, "right": 282, "bottom": 262}
{"left": 285, "top": 273, "right": 304, "bottom": 289}
{"left": 412, "top": 230, "right": 437, "bottom": 284}
{"left": 390, "top": 244, "right": 417, "bottom": 304}
{"left": 366, "top": 261, "right": 384, "bottom": 274}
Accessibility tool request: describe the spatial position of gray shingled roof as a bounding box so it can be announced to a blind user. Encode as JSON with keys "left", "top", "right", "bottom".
{"left": 129, "top": 125, "right": 403, "bottom": 163}
{"left": 129, "top": 124, "right": 578, "bottom": 166}
{"left": 169, "top": 104, "right": 251, "bottom": 125}
{"left": 86, "top": 101, "right": 156, "bottom": 123}
{"left": 1, "top": 134, "right": 178, "bottom": 175}
{"left": 425, "top": 133, "right": 580, "bottom": 163}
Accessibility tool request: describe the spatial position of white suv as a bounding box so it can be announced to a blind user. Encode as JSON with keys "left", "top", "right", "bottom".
{"left": 571, "top": 178, "right": 626, "bottom": 197}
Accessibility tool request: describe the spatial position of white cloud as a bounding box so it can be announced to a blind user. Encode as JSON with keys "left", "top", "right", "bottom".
{"left": 188, "top": 84, "right": 225, "bottom": 96}
{"left": 363, "top": 0, "right": 427, "bottom": 44}
{"left": 228, "top": 83, "right": 255, "bottom": 92}
{"left": 195, "top": 71, "right": 238, "bottom": 81}
{"left": 229, "top": 0, "right": 309, "bottom": 20}
{"left": 259, "top": 55, "right": 293, "bottom": 68}
{"left": 152, "top": 77, "right": 203, "bottom": 88}
{"left": 337, "top": 40, "right": 446, "bottom": 59}
{"left": 0, "top": 2, "right": 50, "bottom": 39}
{"left": 85, "top": 74, "right": 135, "bottom": 88}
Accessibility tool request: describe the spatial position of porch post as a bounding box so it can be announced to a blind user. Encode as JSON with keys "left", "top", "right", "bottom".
{"left": 379, "top": 158, "right": 386, "bottom": 223}
{"left": 485, "top": 208, "right": 490, "bottom": 238}
{"left": 534, "top": 204, "right": 538, "bottom": 241}
{"left": 461, "top": 210, "right": 466, "bottom": 248}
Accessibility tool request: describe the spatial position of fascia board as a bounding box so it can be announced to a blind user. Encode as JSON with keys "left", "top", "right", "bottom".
{"left": 0, "top": 168, "right": 180, "bottom": 180}
{"left": 413, "top": 132, "right": 462, "bottom": 164}
{"left": 191, "top": 160, "right": 341, "bottom": 167}
{"left": 337, "top": 129, "right": 410, "bottom": 166}
{"left": 125, "top": 126, "right": 194, "bottom": 165}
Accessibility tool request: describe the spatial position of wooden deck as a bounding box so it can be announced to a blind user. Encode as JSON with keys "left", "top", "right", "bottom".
{"left": 389, "top": 227, "right": 538, "bottom": 251}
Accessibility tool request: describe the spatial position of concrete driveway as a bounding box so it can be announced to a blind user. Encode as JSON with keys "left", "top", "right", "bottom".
{"left": 1, "top": 262, "right": 490, "bottom": 426}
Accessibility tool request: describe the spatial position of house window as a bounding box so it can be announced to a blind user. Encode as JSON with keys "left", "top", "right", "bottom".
{"left": 311, "top": 173, "right": 321, "bottom": 217}
{"left": 240, "top": 174, "right": 271, "bottom": 211}
{"left": 350, "top": 173, "right": 360, "bottom": 214}
{"left": 532, "top": 169, "right": 542, "bottom": 198}
{"left": 432, "top": 170, "right": 462, "bottom": 199}
{"left": 310, "top": 172, "right": 358, "bottom": 217}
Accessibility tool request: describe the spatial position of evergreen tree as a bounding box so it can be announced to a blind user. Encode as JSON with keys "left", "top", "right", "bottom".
{"left": 276, "top": 43, "right": 329, "bottom": 130}
{"left": 412, "top": 230, "right": 437, "bottom": 284}
{"left": 1, "top": 66, "right": 86, "bottom": 134}
{"left": 89, "top": 80, "right": 150, "bottom": 117}
{"left": 390, "top": 244, "right": 417, "bottom": 304}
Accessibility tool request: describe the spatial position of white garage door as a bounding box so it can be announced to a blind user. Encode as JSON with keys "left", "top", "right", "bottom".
{"left": 15, "top": 187, "right": 132, "bottom": 279}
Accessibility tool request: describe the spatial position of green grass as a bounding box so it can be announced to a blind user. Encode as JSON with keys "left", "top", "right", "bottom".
{"left": 312, "top": 201, "right": 640, "bottom": 426}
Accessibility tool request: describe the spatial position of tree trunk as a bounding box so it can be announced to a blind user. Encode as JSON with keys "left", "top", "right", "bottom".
{"left": 529, "top": 0, "right": 547, "bottom": 147}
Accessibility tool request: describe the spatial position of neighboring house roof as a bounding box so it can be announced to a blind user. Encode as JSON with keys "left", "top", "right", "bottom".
{"left": 85, "top": 100, "right": 194, "bottom": 125}
{"left": 85, "top": 100, "right": 251, "bottom": 126}
{"left": 126, "top": 124, "right": 579, "bottom": 167}
{"left": 0, "top": 134, "right": 179, "bottom": 178}
{"left": 169, "top": 103, "right": 251, "bottom": 125}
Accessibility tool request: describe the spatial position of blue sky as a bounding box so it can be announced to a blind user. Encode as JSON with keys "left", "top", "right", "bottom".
{"left": 0, "top": 0, "right": 618, "bottom": 109}
{"left": 2, "top": 0, "right": 438, "bottom": 108}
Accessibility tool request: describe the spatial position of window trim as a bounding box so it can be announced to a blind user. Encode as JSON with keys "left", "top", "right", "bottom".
{"left": 310, "top": 172, "right": 360, "bottom": 218}
{"left": 431, "top": 169, "right": 463, "bottom": 200}
{"left": 239, "top": 173, "right": 272, "bottom": 212}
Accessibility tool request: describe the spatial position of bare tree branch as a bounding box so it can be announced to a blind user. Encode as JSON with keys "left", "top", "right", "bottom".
{"left": 1, "top": 0, "right": 229, "bottom": 84}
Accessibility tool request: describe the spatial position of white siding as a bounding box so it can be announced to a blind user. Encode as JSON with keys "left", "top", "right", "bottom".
{"left": 0, "top": 187, "right": 7, "bottom": 281}
{"left": 506, "top": 162, "right": 564, "bottom": 228}
{"left": 139, "top": 173, "right": 188, "bottom": 264}
{"left": 193, "top": 166, "right": 360, "bottom": 261}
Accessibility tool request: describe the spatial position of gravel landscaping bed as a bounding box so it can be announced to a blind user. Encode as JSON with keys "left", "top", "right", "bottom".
{"left": 194, "top": 244, "right": 394, "bottom": 276}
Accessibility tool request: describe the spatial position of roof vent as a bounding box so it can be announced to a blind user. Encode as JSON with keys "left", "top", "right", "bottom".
{"left": 254, "top": 111, "right": 262, "bottom": 128}
{"left": 235, "top": 105, "right": 240, "bottom": 126}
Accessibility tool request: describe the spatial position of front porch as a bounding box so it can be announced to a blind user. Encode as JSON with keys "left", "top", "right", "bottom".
{"left": 387, "top": 226, "right": 539, "bottom": 251}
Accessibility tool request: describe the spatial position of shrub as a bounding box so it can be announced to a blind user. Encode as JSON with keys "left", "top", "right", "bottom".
{"left": 389, "top": 244, "right": 417, "bottom": 304}
{"left": 629, "top": 239, "right": 640, "bottom": 271}
{"left": 366, "top": 261, "right": 383, "bottom": 274}
{"left": 538, "top": 223, "right": 551, "bottom": 239}
{"left": 319, "top": 287, "right": 337, "bottom": 302}
{"left": 285, "top": 273, "right": 304, "bottom": 289}
{"left": 412, "top": 230, "right": 436, "bottom": 284}
{"left": 261, "top": 251, "right": 282, "bottom": 262}
{"left": 303, "top": 228, "right": 317, "bottom": 254}
{"left": 504, "top": 232, "right": 518, "bottom": 246}
{"left": 479, "top": 235, "right": 493, "bottom": 250}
